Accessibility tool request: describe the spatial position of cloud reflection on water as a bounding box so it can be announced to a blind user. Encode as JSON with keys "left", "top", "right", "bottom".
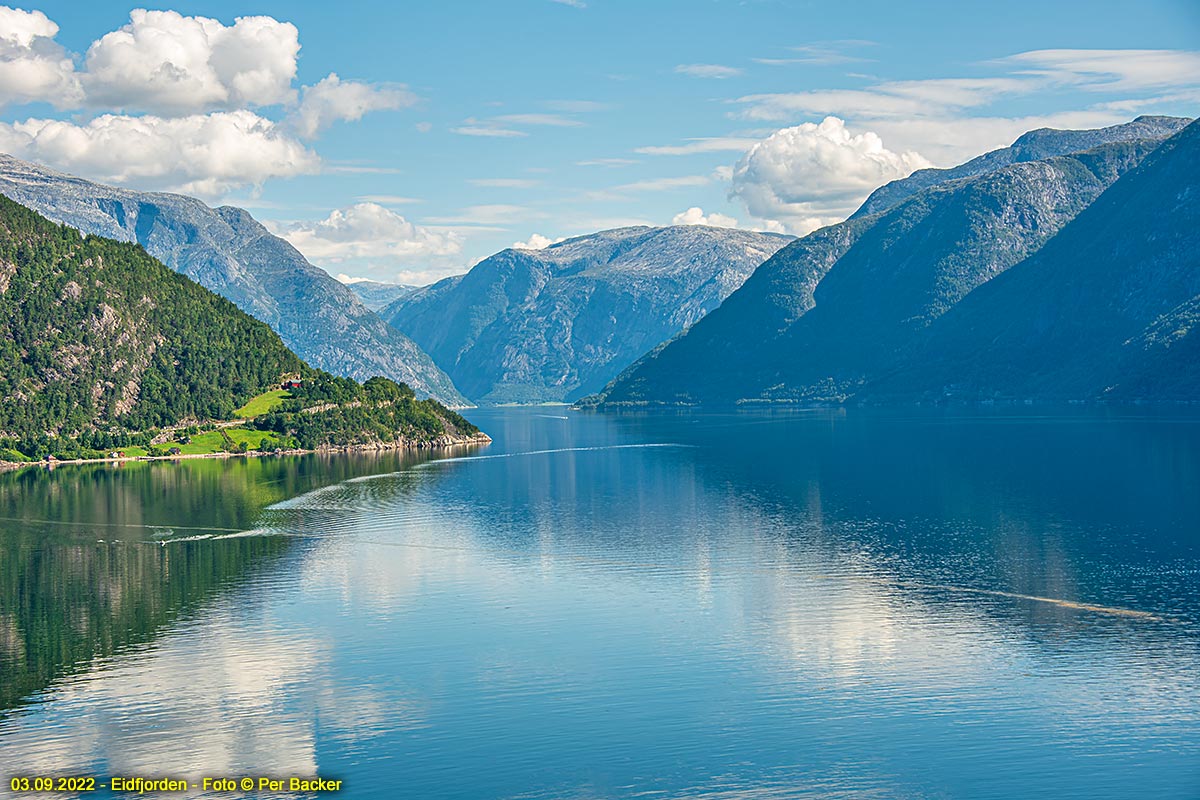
{"left": 0, "top": 408, "right": 1197, "bottom": 798}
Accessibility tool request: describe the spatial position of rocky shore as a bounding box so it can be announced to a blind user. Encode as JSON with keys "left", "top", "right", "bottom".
{"left": 0, "top": 430, "right": 492, "bottom": 473}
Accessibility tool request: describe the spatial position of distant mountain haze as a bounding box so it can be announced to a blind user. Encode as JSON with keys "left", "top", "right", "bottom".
{"left": 591, "top": 116, "right": 1194, "bottom": 407}
{"left": 343, "top": 279, "right": 418, "bottom": 311}
{"left": 381, "top": 225, "right": 793, "bottom": 405}
{"left": 0, "top": 155, "right": 465, "bottom": 406}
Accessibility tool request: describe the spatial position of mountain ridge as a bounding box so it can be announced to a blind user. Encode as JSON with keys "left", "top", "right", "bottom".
{"left": 0, "top": 193, "right": 483, "bottom": 462}
{"left": 590, "top": 117, "right": 1194, "bottom": 407}
{"left": 383, "top": 224, "right": 793, "bottom": 404}
{"left": 863, "top": 117, "right": 1200, "bottom": 403}
{"left": 0, "top": 155, "right": 465, "bottom": 405}
{"left": 854, "top": 115, "right": 1191, "bottom": 217}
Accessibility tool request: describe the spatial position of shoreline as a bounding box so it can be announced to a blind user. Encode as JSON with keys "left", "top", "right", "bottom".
{"left": 0, "top": 431, "right": 492, "bottom": 474}
{"left": 576, "top": 397, "right": 1200, "bottom": 411}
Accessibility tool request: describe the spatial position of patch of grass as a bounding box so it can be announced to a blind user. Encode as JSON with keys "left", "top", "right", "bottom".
{"left": 234, "top": 389, "right": 291, "bottom": 419}
{"left": 169, "top": 428, "right": 286, "bottom": 455}
{"left": 225, "top": 428, "right": 284, "bottom": 450}
{"left": 173, "top": 430, "right": 229, "bottom": 454}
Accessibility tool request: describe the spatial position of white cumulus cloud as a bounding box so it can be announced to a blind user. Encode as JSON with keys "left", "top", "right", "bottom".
{"left": 274, "top": 203, "right": 464, "bottom": 277}
{"left": 290, "top": 73, "right": 416, "bottom": 138}
{"left": 728, "top": 116, "right": 930, "bottom": 235}
{"left": 0, "top": 110, "right": 320, "bottom": 196}
{"left": 672, "top": 207, "right": 739, "bottom": 228}
{"left": 82, "top": 9, "right": 300, "bottom": 114}
{"left": 0, "top": 5, "right": 82, "bottom": 108}
{"left": 512, "top": 233, "right": 565, "bottom": 250}
{"left": 0, "top": 8, "right": 416, "bottom": 197}
{"left": 733, "top": 49, "right": 1200, "bottom": 166}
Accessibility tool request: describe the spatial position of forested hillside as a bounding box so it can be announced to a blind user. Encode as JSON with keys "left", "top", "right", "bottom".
{"left": 0, "top": 194, "right": 301, "bottom": 453}
{"left": 0, "top": 155, "right": 465, "bottom": 405}
{"left": 0, "top": 196, "right": 484, "bottom": 462}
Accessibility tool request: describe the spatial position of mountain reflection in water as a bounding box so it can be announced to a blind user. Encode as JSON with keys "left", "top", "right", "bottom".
{"left": 0, "top": 408, "right": 1196, "bottom": 800}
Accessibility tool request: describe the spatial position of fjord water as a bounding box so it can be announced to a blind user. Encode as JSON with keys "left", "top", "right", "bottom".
{"left": 1, "top": 409, "right": 1198, "bottom": 799}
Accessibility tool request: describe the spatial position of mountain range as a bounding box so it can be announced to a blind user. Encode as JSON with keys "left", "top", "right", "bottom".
{"left": 382, "top": 225, "right": 792, "bottom": 404}
{"left": 853, "top": 115, "right": 1192, "bottom": 217}
{"left": 590, "top": 115, "right": 1196, "bottom": 407}
{"left": 870, "top": 116, "right": 1200, "bottom": 402}
{"left": 0, "top": 194, "right": 479, "bottom": 461}
{"left": 0, "top": 156, "right": 464, "bottom": 405}
{"left": 5, "top": 113, "right": 1194, "bottom": 413}
{"left": 344, "top": 279, "right": 418, "bottom": 311}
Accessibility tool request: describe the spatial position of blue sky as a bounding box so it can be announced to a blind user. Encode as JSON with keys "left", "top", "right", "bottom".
{"left": 1, "top": 1, "right": 1198, "bottom": 283}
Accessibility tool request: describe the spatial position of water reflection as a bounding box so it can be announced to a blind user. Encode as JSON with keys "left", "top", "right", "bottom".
{"left": 0, "top": 409, "right": 1197, "bottom": 799}
{"left": 0, "top": 450, "right": 451, "bottom": 715}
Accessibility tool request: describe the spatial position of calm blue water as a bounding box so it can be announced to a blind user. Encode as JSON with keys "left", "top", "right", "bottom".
{"left": 1, "top": 408, "right": 1198, "bottom": 799}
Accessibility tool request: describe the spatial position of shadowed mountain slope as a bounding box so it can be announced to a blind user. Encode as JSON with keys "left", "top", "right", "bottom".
{"left": 593, "top": 118, "right": 1191, "bottom": 406}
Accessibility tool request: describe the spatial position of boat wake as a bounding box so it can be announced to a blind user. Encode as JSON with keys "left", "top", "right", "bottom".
{"left": 896, "top": 580, "right": 1162, "bottom": 620}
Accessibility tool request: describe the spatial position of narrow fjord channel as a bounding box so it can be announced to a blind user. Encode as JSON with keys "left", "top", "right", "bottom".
{"left": 1, "top": 407, "right": 1197, "bottom": 799}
